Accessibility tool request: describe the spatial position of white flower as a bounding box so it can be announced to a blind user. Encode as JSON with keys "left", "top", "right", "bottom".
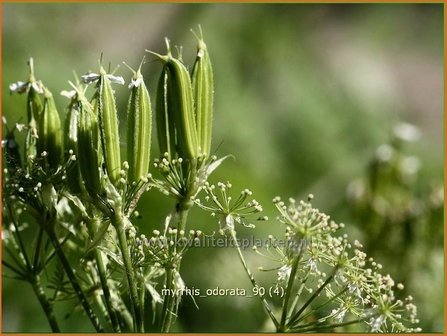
{"left": 370, "top": 314, "right": 386, "bottom": 332}
{"left": 81, "top": 72, "right": 100, "bottom": 83}
{"left": 393, "top": 122, "right": 421, "bottom": 142}
{"left": 277, "top": 265, "right": 291, "bottom": 281}
{"left": 9, "top": 81, "right": 28, "bottom": 93}
{"left": 60, "top": 90, "right": 77, "bottom": 99}
{"left": 81, "top": 72, "right": 125, "bottom": 85}
{"left": 128, "top": 77, "right": 143, "bottom": 89}
{"left": 9, "top": 80, "right": 43, "bottom": 94}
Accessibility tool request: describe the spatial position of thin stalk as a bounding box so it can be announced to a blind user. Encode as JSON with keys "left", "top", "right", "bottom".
{"left": 138, "top": 273, "right": 146, "bottom": 329}
{"left": 95, "top": 249, "right": 121, "bottom": 332}
{"left": 230, "top": 229, "right": 279, "bottom": 330}
{"left": 87, "top": 216, "right": 121, "bottom": 332}
{"left": 286, "top": 272, "right": 311, "bottom": 320}
{"left": 278, "top": 248, "right": 303, "bottom": 332}
{"left": 293, "top": 286, "right": 349, "bottom": 326}
{"left": 160, "top": 204, "right": 190, "bottom": 332}
{"left": 30, "top": 274, "right": 61, "bottom": 332}
{"left": 8, "top": 204, "right": 32, "bottom": 269}
{"left": 2, "top": 260, "right": 26, "bottom": 278}
{"left": 46, "top": 229, "right": 104, "bottom": 332}
{"left": 112, "top": 209, "right": 143, "bottom": 332}
{"left": 287, "top": 269, "right": 337, "bottom": 327}
{"left": 33, "top": 228, "right": 44, "bottom": 270}
{"left": 288, "top": 317, "right": 364, "bottom": 333}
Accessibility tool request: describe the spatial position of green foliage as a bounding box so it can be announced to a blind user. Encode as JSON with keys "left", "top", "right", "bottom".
{"left": 2, "top": 4, "right": 442, "bottom": 333}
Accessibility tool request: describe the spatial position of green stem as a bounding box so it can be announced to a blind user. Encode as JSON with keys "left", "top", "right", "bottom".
{"left": 160, "top": 268, "right": 174, "bottom": 332}
{"left": 47, "top": 229, "right": 104, "bottom": 332}
{"left": 87, "top": 217, "right": 121, "bottom": 332}
{"left": 8, "top": 204, "right": 32, "bottom": 270}
{"left": 278, "top": 248, "right": 303, "bottom": 332}
{"left": 230, "top": 230, "right": 279, "bottom": 330}
{"left": 32, "top": 228, "right": 44, "bottom": 270}
{"left": 160, "top": 202, "right": 190, "bottom": 332}
{"left": 112, "top": 209, "right": 144, "bottom": 332}
{"left": 30, "top": 274, "right": 61, "bottom": 332}
{"left": 293, "top": 286, "right": 349, "bottom": 326}
{"left": 95, "top": 249, "right": 121, "bottom": 332}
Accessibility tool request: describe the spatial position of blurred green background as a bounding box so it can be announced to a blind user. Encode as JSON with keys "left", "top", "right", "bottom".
{"left": 2, "top": 3, "right": 444, "bottom": 332}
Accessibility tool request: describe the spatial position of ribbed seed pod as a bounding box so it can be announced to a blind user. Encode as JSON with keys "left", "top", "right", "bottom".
{"left": 167, "top": 56, "right": 198, "bottom": 160}
{"left": 163, "top": 59, "right": 198, "bottom": 161}
{"left": 97, "top": 66, "right": 121, "bottom": 185}
{"left": 155, "top": 66, "right": 176, "bottom": 159}
{"left": 126, "top": 67, "right": 152, "bottom": 184}
{"left": 77, "top": 97, "right": 101, "bottom": 198}
{"left": 37, "top": 88, "right": 62, "bottom": 170}
{"left": 191, "top": 35, "right": 214, "bottom": 157}
{"left": 26, "top": 58, "right": 43, "bottom": 122}
{"left": 148, "top": 44, "right": 198, "bottom": 161}
{"left": 64, "top": 93, "right": 82, "bottom": 193}
{"left": 25, "top": 59, "right": 43, "bottom": 168}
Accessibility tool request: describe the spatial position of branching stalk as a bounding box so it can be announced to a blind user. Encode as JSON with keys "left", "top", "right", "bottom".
{"left": 160, "top": 202, "right": 190, "bottom": 332}
{"left": 229, "top": 229, "right": 279, "bottom": 330}
{"left": 278, "top": 247, "right": 304, "bottom": 332}
{"left": 287, "top": 269, "right": 337, "bottom": 327}
{"left": 46, "top": 228, "right": 104, "bottom": 332}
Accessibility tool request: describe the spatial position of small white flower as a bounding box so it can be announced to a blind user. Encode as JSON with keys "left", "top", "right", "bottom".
{"left": 128, "top": 77, "right": 143, "bottom": 89}
{"left": 9, "top": 80, "right": 43, "bottom": 94}
{"left": 370, "top": 314, "right": 386, "bottom": 332}
{"left": 60, "top": 90, "right": 77, "bottom": 99}
{"left": 376, "top": 144, "right": 394, "bottom": 162}
{"left": 393, "top": 122, "right": 421, "bottom": 142}
{"left": 9, "top": 81, "right": 28, "bottom": 93}
{"left": 107, "top": 74, "right": 125, "bottom": 85}
{"left": 81, "top": 72, "right": 100, "bottom": 83}
{"left": 277, "top": 265, "right": 291, "bottom": 281}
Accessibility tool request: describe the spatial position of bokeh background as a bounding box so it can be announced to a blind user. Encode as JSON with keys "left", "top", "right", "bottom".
{"left": 2, "top": 3, "right": 444, "bottom": 332}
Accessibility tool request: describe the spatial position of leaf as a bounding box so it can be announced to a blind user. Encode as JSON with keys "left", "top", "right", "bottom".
{"left": 85, "top": 220, "right": 112, "bottom": 256}
{"left": 205, "top": 154, "right": 233, "bottom": 177}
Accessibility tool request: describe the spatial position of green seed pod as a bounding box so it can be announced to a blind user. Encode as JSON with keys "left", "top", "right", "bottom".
{"left": 126, "top": 64, "right": 152, "bottom": 184}
{"left": 63, "top": 88, "right": 82, "bottom": 193}
{"left": 166, "top": 56, "right": 198, "bottom": 161}
{"left": 191, "top": 32, "right": 214, "bottom": 157}
{"left": 23, "top": 58, "right": 43, "bottom": 168}
{"left": 148, "top": 44, "right": 198, "bottom": 161}
{"left": 37, "top": 88, "right": 62, "bottom": 170}
{"left": 97, "top": 66, "right": 122, "bottom": 186}
{"left": 77, "top": 96, "right": 101, "bottom": 198}
{"left": 155, "top": 66, "right": 176, "bottom": 159}
{"left": 26, "top": 58, "right": 43, "bottom": 123}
